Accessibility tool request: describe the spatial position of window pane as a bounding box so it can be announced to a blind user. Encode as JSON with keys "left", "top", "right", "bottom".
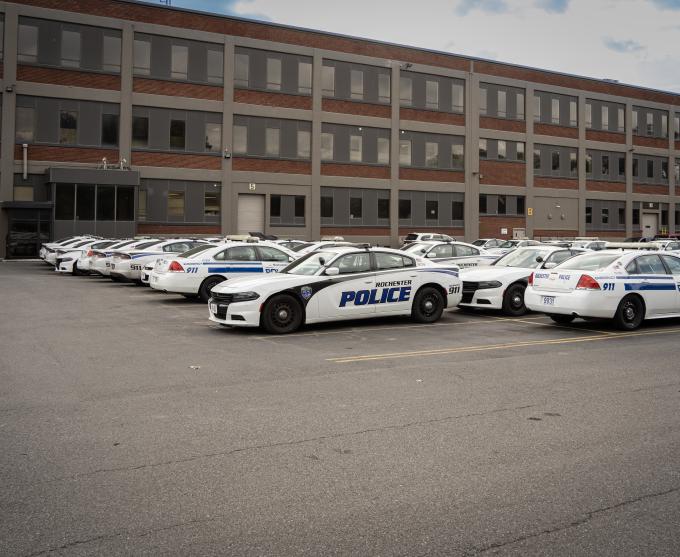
{"left": 497, "top": 195, "right": 507, "bottom": 215}
{"left": 270, "top": 194, "right": 281, "bottom": 217}
{"left": 350, "top": 69, "right": 364, "bottom": 100}
{"left": 207, "top": 48, "right": 224, "bottom": 84}
{"left": 533, "top": 149, "right": 541, "bottom": 170}
{"left": 517, "top": 142, "right": 525, "bottom": 161}
{"left": 497, "top": 140, "right": 506, "bottom": 160}
{"left": 426, "top": 200, "right": 438, "bottom": 220}
{"left": 602, "top": 155, "right": 609, "bottom": 176}
{"left": 632, "top": 110, "right": 638, "bottom": 133}
{"left": 170, "top": 119, "right": 186, "bottom": 150}
{"left": 101, "top": 114, "right": 119, "bottom": 147}
{"left": 60, "top": 111, "right": 78, "bottom": 144}
{"left": 16, "top": 107, "right": 35, "bottom": 142}
{"left": 426, "top": 80, "right": 439, "bottom": 109}
{"left": 377, "top": 137, "right": 390, "bottom": 165}
{"left": 479, "top": 138, "right": 487, "bottom": 158}
{"left": 662, "top": 160, "right": 668, "bottom": 180}
{"left": 452, "top": 83, "right": 464, "bottom": 112}
{"left": 378, "top": 198, "right": 389, "bottom": 219}
{"left": 266, "top": 57, "right": 282, "bottom": 90}
{"left": 298, "top": 61, "right": 312, "bottom": 94}
{"left": 138, "top": 190, "right": 147, "bottom": 221}
{"left": 647, "top": 113, "right": 653, "bottom": 135}
{"left": 618, "top": 107, "right": 625, "bottom": 133}
{"left": 516, "top": 92, "right": 525, "bottom": 120}
{"left": 480, "top": 88, "right": 487, "bottom": 115}
{"left": 601, "top": 208, "right": 609, "bottom": 224}
{"left": 321, "top": 196, "right": 333, "bottom": 218}
{"left": 585, "top": 102, "right": 592, "bottom": 128}
{"left": 134, "top": 38, "right": 151, "bottom": 75}
{"left": 451, "top": 200, "right": 464, "bottom": 220}
{"left": 585, "top": 206, "right": 592, "bottom": 224}
{"left": 551, "top": 98, "right": 560, "bottom": 124}
{"left": 586, "top": 153, "right": 592, "bottom": 174}
{"left": 102, "top": 34, "right": 121, "bottom": 72}
{"left": 167, "top": 191, "right": 185, "bottom": 218}
{"left": 295, "top": 196, "right": 305, "bottom": 218}
{"left": 349, "top": 135, "right": 362, "bottom": 162}
{"left": 479, "top": 194, "right": 487, "bottom": 214}
{"left": 132, "top": 116, "right": 149, "bottom": 147}
{"left": 647, "top": 159, "right": 654, "bottom": 178}
{"left": 534, "top": 94, "right": 541, "bottom": 122}
{"left": 619, "top": 156, "right": 626, "bottom": 177}
{"left": 517, "top": 196, "right": 525, "bottom": 215}
{"left": 116, "top": 187, "right": 135, "bottom": 221}
{"left": 321, "top": 65, "right": 335, "bottom": 96}
{"left": 265, "top": 127, "right": 280, "bottom": 157}
{"left": 96, "top": 186, "right": 115, "bottom": 221}
{"left": 233, "top": 125, "right": 247, "bottom": 154}
{"left": 14, "top": 186, "right": 33, "bottom": 202}
{"left": 662, "top": 114, "right": 668, "bottom": 137}
{"left": 350, "top": 197, "right": 362, "bottom": 219}
{"left": 399, "top": 199, "right": 411, "bottom": 219}
{"left": 602, "top": 106, "right": 609, "bottom": 129}
{"left": 551, "top": 151, "right": 560, "bottom": 171}
{"left": 570, "top": 152, "right": 577, "bottom": 174}
{"left": 171, "top": 44, "right": 188, "bottom": 79}
{"left": 569, "top": 100, "right": 577, "bottom": 126}
{"left": 378, "top": 73, "right": 391, "bottom": 104}
{"left": 234, "top": 53, "right": 249, "bottom": 87}
{"left": 76, "top": 185, "right": 95, "bottom": 221}
{"left": 61, "top": 29, "right": 81, "bottom": 68}
{"left": 205, "top": 123, "right": 221, "bottom": 153}
{"left": 321, "top": 133, "right": 334, "bottom": 160}
{"left": 400, "top": 77, "right": 412, "bottom": 106}
{"left": 451, "top": 143, "right": 464, "bottom": 167}
{"left": 497, "top": 90, "right": 506, "bottom": 117}
{"left": 297, "top": 130, "right": 310, "bottom": 159}
{"left": 399, "top": 139, "right": 411, "bottom": 166}
{"left": 425, "top": 142, "right": 438, "bottom": 167}
{"left": 55, "top": 184, "right": 75, "bottom": 220}
{"left": 18, "top": 24, "right": 38, "bottom": 63}
{"left": 204, "top": 190, "right": 220, "bottom": 217}
{"left": 633, "top": 158, "right": 638, "bottom": 177}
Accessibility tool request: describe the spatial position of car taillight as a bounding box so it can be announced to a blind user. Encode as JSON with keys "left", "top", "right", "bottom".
{"left": 528, "top": 272, "right": 534, "bottom": 286}
{"left": 168, "top": 261, "right": 184, "bottom": 272}
{"left": 576, "top": 274, "right": 600, "bottom": 290}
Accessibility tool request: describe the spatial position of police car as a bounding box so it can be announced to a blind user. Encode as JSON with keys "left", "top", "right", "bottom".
{"left": 55, "top": 239, "right": 118, "bottom": 275}
{"left": 40, "top": 236, "right": 97, "bottom": 262}
{"left": 526, "top": 250, "right": 680, "bottom": 330}
{"left": 89, "top": 239, "right": 153, "bottom": 276}
{"left": 207, "top": 246, "right": 462, "bottom": 334}
{"left": 150, "top": 241, "right": 297, "bottom": 302}
{"left": 402, "top": 240, "right": 497, "bottom": 268}
{"left": 486, "top": 239, "right": 545, "bottom": 256}
{"left": 472, "top": 238, "right": 502, "bottom": 249}
{"left": 95, "top": 239, "right": 162, "bottom": 277}
{"left": 458, "top": 246, "right": 586, "bottom": 316}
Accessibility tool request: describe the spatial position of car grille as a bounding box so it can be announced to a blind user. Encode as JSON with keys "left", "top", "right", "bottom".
{"left": 461, "top": 281, "right": 479, "bottom": 304}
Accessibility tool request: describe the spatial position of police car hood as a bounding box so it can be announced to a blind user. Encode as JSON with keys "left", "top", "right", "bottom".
{"left": 212, "top": 272, "right": 308, "bottom": 292}
{"left": 459, "top": 265, "right": 533, "bottom": 282}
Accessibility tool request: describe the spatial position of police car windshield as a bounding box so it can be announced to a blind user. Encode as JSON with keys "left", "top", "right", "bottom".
{"left": 281, "top": 251, "right": 336, "bottom": 275}
{"left": 555, "top": 253, "right": 621, "bottom": 271}
{"left": 180, "top": 245, "right": 215, "bottom": 258}
{"left": 497, "top": 240, "right": 519, "bottom": 248}
{"left": 493, "top": 248, "right": 550, "bottom": 268}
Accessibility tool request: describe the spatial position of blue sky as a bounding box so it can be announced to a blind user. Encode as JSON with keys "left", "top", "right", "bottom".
{"left": 160, "top": 0, "right": 680, "bottom": 93}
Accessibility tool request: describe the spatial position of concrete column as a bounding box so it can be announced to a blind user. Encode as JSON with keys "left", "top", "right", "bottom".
{"left": 525, "top": 85, "right": 535, "bottom": 238}
{"left": 389, "top": 63, "right": 400, "bottom": 247}
{"left": 119, "top": 23, "right": 133, "bottom": 165}
{"left": 625, "top": 102, "right": 634, "bottom": 238}
{"left": 310, "top": 50, "right": 322, "bottom": 240}
{"left": 464, "top": 64, "right": 479, "bottom": 242}
{"left": 221, "top": 39, "right": 235, "bottom": 235}
{"left": 577, "top": 94, "right": 587, "bottom": 236}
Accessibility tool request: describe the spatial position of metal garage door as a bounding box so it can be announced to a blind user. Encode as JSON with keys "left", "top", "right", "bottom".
{"left": 237, "top": 194, "right": 265, "bottom": 234}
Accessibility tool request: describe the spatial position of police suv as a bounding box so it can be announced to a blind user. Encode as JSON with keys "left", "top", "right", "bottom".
{"left": 402, "top": 240, "right": 498, "bottom": 268}
{"left": 207, "top": 246, "right": 462, "bottom": 334}
{"left": 526, "top": 250, "right": 680, "bottom": 330}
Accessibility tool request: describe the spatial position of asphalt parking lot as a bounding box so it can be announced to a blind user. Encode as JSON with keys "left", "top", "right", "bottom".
{"left": 1, "top": 261, "right": 680, "bottom": 556}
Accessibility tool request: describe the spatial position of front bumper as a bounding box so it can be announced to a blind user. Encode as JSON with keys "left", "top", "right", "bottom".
{"left": 55, "top": 258, "right": 75, "bottom": 273}
{"left": 525, "top": 288, "right": 616, "bottom": 319}
{"left": 458, "top": 283, "right": 504, "bottom": 310}
{"left": 208, "top": 297, "right": 261, "bottom": 328}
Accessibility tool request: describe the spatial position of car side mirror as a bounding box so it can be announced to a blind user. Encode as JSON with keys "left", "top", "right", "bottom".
{"left": 289, "top": 256, "right": 295, "bottom": 262}
{"left": 535, "top": 256, "right": 544, "bottom": 263}
{"left": 325, "top": 267, "right": 340, "bottom": 276}
{"left": 543, "top": 261, "right": 557, "bottom": 269}
{"left": 426, "top": 252, "right": 437, "bottom": 258}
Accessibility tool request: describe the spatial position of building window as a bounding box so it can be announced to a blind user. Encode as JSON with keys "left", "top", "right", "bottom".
{"left": 585, "top": 102, "right": 592, "bottom": 129}
{"left": 320, "top": 133, "right": 334, "bottom": 161}
{"left": 497, "top": 195, "right": 506, "bottom": 215}
{"left": 533, "top": 149, "right": 541, "bottom": 170}
{"left": 167, "top": 191, "right": 185, "bottom": 218}
{"left": 451, "top": 200, "right": 464, "bottom": 221}
{"left": 633, "top": 208, "right": 640, "bottom": 225}
{"left": 234, "top": 53, "right": 249, "bottom": 87}
{"left": 618, "top": 208, "right": 625, "bottom": 226}
{"left": 586, "top": 153, "right": 592, "bottom": 174}
{"left": 569, "top": 100, "right": 577, "bottom": 126}
{"left": 170, "top": 119, "right": 186, "bottom": 150}
{"left": 378, "top": 73, "right": 391, "bottom": 104}
{"left": 400, "top": 77, "right": 412, "bottom": 106}
{"left": 585, "top": 206, "right": 592, "bottom": 224}
{"left": 551, "top": 151, "right": 560, "bottom": 172}
{"left": 14, "top": 186, "right": 34, "bottom": 202}
{"left": 377, "top": 137, "right": 390, "bottom": 165}
{"left": 55, "top": 184, "right": 75, "bottom": 220}
{"left": 116, "top": 187, "right": 135, "bottom": 221}
{"left": 618, "top": 107, "right": 625, "bottom": 132}
{"left": 452, "top": 83, "right": 464, "bottom": 112}
{"left": 18, "top": 23, "right": 38, "bottom": 63}
{"left": 134, "top": 38, "right": 151, "bottom": 75}
{"left": 266, "top": 57, "right": 282, "bottom": 91}
{"left": 61, "top": 29, "right": 81, "bottom": 68}
{"left": 426, "top": 80, "right": 439, "bottom": 110}
{"left": 647, "top": 159, "right": 654, "bottom": 178}
{"left": 570, "top": 152, "right": 577, "bottom": 175}
{"left": 479, "top": 194, "right": 487, "bottom": 214}
{"left": 451, "top": 144, "right": 464, "bottom": 167}
{"left": 171, "top": 44, "right": 188, "bottom": 79}
{"left": 349, "top": 135, "right": 362, "bottom": 162}
{"left": 517, "top": 142, "right": 525, "bottom": 161}
{"left": 350, "top": 69, "right": 364, "bottom": 100}
{"left": 270, "top": 194, "right": 281, "bottom": 218}
{"left": 378, "top": 198, "right": 389, "bottom": 220}
{"left": 207, "top": 48, "right": 224, "bottom": 84}
{"left": 102, "top": 34, "right": 122, "bottom": 72}
{"left": 205, "top": 190, "right": 220, "bottom": 217}
{"left": 661, "top": 114, "right": 668, "bottom": 138}
{"left": 321, "top": 196, "right": 333, "bottom": 218}
{"left": 132, "top": 116, "right": 148, "bottom": 147}
{"left": 517, "top": 92, "right": 525, "bottom": 120}
{"left": 480, "top": 88, "right": 487, "bottom": 116}
{"left": 292, "top": 196, "right": 304, "bottom": 219}
{"left": 298, "top": 61, "right": 312, "bottom": 94}
{"left": 619, "top": 156, "right": 625, "bottom": 177}
{"left": 497, "top": 140, "right": 506, "bottom": 160}
{"left": 15, "top": 107, "right": 35, "bottom": 142}
{"left": 633, "top": 158, "right": 638, "bottom": 177}
{"left": 101, "top": 114, "right": 119, "bottom": 147}
{"left": 646, "top": 113, "right": 653, "bottom": 136}
{"left": 632, "top": 110, "right": 638, "bottom": 134}
{"left": 97, "top": 186, "right": 115, "bottom": 221}
{"left": 138, "top": 190, "right": 147, "bottom": 221}
{"left": 76, "top": 185, "right": 95, "bottom": 221}
{"left": 479, "top": 138, "right": 487, "bottom": 159}
{"left": 425, "top": 142, "right": 439, "bottom": 168}
{"left": 425, "top": 200, "right": 438, "bottom": 220}
{"left": 399, "top": 199, "right": 411, "bottom": 219}
{"left": 233, "top": 125, "right": 247, "bottom": 154}
{"left": 297, "top": 130, "right": 311, "bottom": 159}
{"left": 602, "top": 155, "right": 609, "bottom": 176}
{"left": 497, "top": 90, "right": 507, "bottom": 118}
{"left": 205, "top": 123, "right": 221, "bottom": 153}
{"left": 265, "top": 127, "right": 280, "bottom": 157}
{"left": 322, "top": 65, "right": 335, "bottom": 96}
{"left": 533, "top": 94, "right": 540, "bottom": 122}
{"left": 517, "top": 196, "right": 525, "bottom": 215}
{"left": 350, "top": 196, "right": 362, "bottom": 219}
{"left": 675, "top": 115, "right": 680, "bottom": 140}
{"left": 551, "top": 98, "right": 559, "bottom": 124}
{"left": 399, "top": 139, "right": 412, "bottom": 166}
{"left": 601, "top": 208, "right": 609, "bottom": 224}
{"left": 602, "top": 106, "right": 609, "bottom": 129}
{"left": 59, "top": 111, "right": 78, "bottom": 144}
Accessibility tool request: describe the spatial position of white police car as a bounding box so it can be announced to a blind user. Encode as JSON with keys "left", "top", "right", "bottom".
{"left": 55, "top": 239, "right": 118, "bottom": 275}
{"left": 486, "top": 239, "right": 545, "bottom": 256}
{"left": 526, "top": 250, "right": 680, "bottom": 330}
{"left": 150, "top": 241, "right": 297, "bottom": 302}
{"left": 402, "top": 240, "right": 497, "bottom": 268}
{"left": 90, "top": 239, "right": 156, "bottom": 276}
{"left": 207, "top": 246, "right": 462, "bottom": 334}
{"left": 458, "top": 246, "right": 585, "bottom": 316}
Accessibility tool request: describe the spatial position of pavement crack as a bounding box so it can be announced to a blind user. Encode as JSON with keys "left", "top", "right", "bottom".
{"left": 466, "top": 484, "right": 680, "bottom": 555}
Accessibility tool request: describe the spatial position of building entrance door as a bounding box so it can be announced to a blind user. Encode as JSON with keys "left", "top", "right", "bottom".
{"left": 5, "top": 208, "right": 52, "bottom": 258}
{"left": 641, "top": 213, "right": 658, "bottom": 239}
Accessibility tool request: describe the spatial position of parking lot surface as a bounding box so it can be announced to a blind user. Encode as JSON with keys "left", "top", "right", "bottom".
{"left": 1, "top": 261, "right": 680, "bottom": 556}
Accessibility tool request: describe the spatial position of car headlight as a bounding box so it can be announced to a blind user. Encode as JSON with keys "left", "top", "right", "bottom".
{"left": 477, "top": 280, "right": 502, "bottom": 289}
{"left": 231, "top": 291, "right": 260, "bottom": 302}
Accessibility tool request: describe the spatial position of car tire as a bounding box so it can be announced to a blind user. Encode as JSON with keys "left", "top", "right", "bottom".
{"left": 548, "top": 314, "right": 575, "bottom": 324}
{"left": 71, "top": 265, "right": 82, "bottom": 277}
{"left": 261, "top": 294, "right": 303, "bottom": 334}
{"left": 199, "top": 277, "right": 225, "bottom": 303}
{"left": 613, "top": 295, "right": 644, "bottom": 331}
{"left": 412, "top": 286, "right": 445, "bottom": 323}
{"left": 502, "top": 283, "right": 527, "bottom": 316}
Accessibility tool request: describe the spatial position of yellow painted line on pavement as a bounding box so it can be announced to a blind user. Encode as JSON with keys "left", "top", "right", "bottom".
{"left": 327, "top": 327, "right": 680, "bottom": 363}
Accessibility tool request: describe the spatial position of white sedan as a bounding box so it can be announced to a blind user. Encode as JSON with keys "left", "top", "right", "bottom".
{"left": 526, "top": 250, "right": 680, "bottom": 330}
{"left": 458, "top": 246, "right": 586, "bottom": 316}
{"left": 486, "top": 239, "right": 545, "bottom": 256}
{"left": 55, "top": 239, "right": 118, "bottom": 275}
{"left": 150, "top": 242, "right": 297, "bottom": 302}
{"left": 208, "top": 246, "right": 462, "bottom": 334}
{"left": 90, "top": 239, "right": 157, "bottom": 276}
{"left": 402, "top": 240, "right": 498, "bottom": 269}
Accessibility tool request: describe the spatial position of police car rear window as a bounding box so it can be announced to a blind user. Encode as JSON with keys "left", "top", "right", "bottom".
{"left": 134, "top": 240, "right": 161, "bottom": 249}
{"left": 180, "top": 245, "right": 214, "bottom": 258}
{"left": 557, "top": 253, "right": 621, "bottom": 271}
{"left": 404, "top": 234, "right": 419, "bottom": 241}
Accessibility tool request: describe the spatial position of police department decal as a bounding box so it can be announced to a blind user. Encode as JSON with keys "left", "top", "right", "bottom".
{"left": 301, "top": 285, "right": 313, "bottom": 300}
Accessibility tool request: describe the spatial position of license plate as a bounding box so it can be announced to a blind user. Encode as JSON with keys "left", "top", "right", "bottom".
{"left": 209, "top": 303, "right": 217, "bottom": 314}
{"left": 542, "top": 296, "right": 555, "bottom": 305}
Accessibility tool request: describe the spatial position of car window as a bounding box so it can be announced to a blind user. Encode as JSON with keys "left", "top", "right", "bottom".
{"left": 431, "top": 244, "right": 454, "bottom": 258}
{"left": 557, "top": 253, "right": 621, "bottom": 271}
{"left": 543, "top": 250, "right": 574, "bottom": 267}
{"left": 134, "top": 240, "right": 161, "bottom": 250}
{"left": 224, "top": 246, "right": 258, "bottom": 261}
{"left": 404, "top": 234, "right": 419, "bottom": 241}
{"left": 181, "top": 245, "right": 214, "bottom": 258}
{"left": 635, "top": 255, "right": 667, "bottom": 275}
{"left": 455, "top": 245, "right": 478, "bottom": 256}
{"left": 472, "top": 240, "right": 485, "bottom": 246}
{"left": 661, "top": 255, "right": 680, "bottom": 274}
{"left": 667, "top": 242, "right": 680, "bottom": 251}
{"left": 625, "top": 260, "right": 639, "bottom": 274}
{"left": 257, "top": 246, "right": 289, "bottom": 262}
{"left": 335, "top": 253, "right": 371, "bottom": 274}
{"left": 164, "top": 242, "right": 192, "bottom": 253}
{"left": 375, "top": 252, "right": 409, "bottom": 269}
{"left": 494, "top": 248, "right": 548, "bottom": 268}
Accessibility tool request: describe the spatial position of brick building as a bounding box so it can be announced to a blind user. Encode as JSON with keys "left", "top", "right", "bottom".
{"left": 1, "top": 0, "right": 679, "bottom": 257}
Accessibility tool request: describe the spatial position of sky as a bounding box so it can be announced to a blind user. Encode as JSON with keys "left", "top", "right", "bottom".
{"left": 159, "top": 0, "right": 680, "bottom": 93}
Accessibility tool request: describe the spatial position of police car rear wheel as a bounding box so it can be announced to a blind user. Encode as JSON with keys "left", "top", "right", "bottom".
{"left": 262, "top": 294, "right": 302, "bottom": 334}
{"left": 412, "top": 287, "right": 444, "bottom": 323}
{"left": 502, "top": 283, "right": 527, "bottom": 316}
{"left": 199, "top": 277, "right": 224, "bottom": 303}
{"left": 548, "top": 314, "right": 575, "bottom": 325}
{"left": 614, "top": 295, "right": 644, "bottom": 330}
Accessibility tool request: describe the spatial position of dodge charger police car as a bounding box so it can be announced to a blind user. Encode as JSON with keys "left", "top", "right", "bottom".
{"left": 207, "top": 246, "right": 462, "bottom": 334}
{"left": 402, "top": 240, "right": 497, "bottom": 268}
{"left": 525, "top": 250, "right": 680, "bottom": 330}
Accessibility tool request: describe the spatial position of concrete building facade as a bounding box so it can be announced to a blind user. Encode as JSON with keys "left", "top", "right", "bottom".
{"left": 1, "top": 0, "right": 679, "bottom": 257}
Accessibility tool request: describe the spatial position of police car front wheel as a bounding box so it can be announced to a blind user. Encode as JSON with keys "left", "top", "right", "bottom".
{"left": 411, "top": 287, "right": 445, "bottom": 324}
{"left": 261, "top": 294, "right": 303, "bottom": 334}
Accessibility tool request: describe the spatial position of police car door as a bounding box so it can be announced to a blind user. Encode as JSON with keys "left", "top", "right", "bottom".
{"left": 317, "top": 252, "right": 375, "bottom": 318}
{"left": 631, "top": 254, "right": 675, "bottom": 316}
{"left": 660, "top": 255, "right": 680, "bottom": 313}
{"left": 372, "top": 252, "right": 417, "bottom": 314}
{"left": 256, "top": 245, "right": 292, "bottom": 274}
